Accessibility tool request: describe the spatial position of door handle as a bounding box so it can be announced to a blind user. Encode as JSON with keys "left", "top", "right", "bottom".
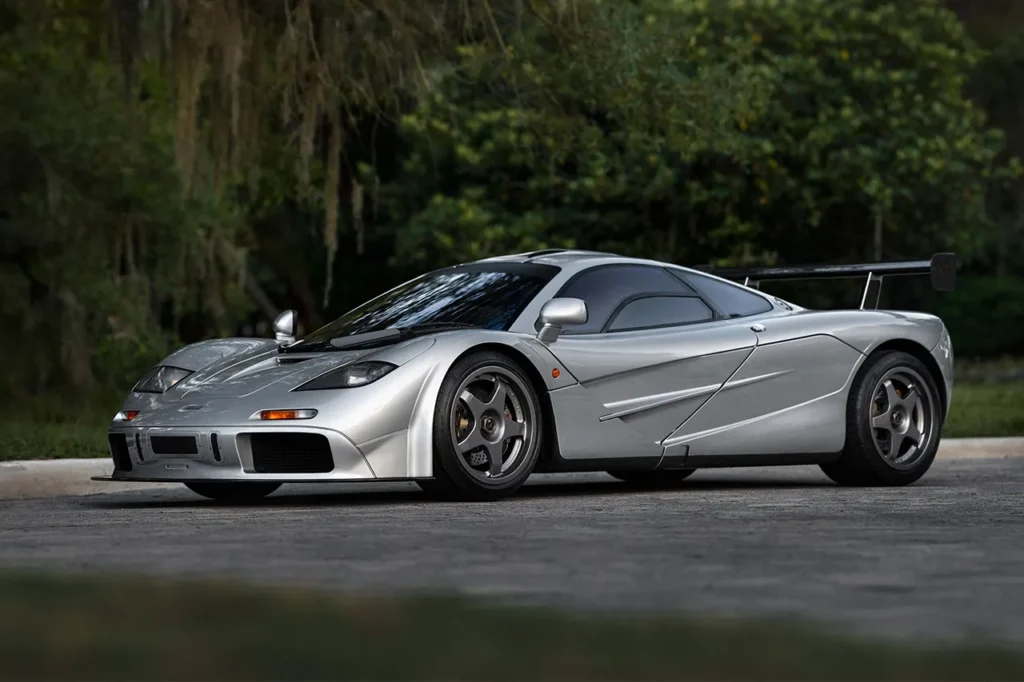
{"left": 750, "top": 323, "right": 766, "bottom": 332}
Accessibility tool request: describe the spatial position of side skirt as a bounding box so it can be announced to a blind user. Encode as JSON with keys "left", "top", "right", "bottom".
{"left": 683, "top": 451, "right": 843, "bottom": 468}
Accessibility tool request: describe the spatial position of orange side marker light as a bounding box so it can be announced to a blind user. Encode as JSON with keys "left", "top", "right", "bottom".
{"left": 258, "top": 409, "right": 317, "bottom": 421}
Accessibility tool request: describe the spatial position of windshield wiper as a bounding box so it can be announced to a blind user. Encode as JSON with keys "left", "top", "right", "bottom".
{"left": 329, "top": 328, "right": 403, "bottom": 349}
{"left": 397, "top": 322, "right": 479, "bottom": 333}
{"left": 286, "top": 322, "right": 480, "bottom": 353}
{"left": 328, "top": 322, "right": 480, "bottom": 349}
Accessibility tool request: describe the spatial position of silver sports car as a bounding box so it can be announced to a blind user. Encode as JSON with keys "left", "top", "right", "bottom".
{"left": 97, "top": 249, "right": 957, "bottom": 501}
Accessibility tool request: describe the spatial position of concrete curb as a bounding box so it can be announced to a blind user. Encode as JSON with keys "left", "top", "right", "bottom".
{"left": 0, "top": 459, "right": 176, "bottom": 500}
{"left": 1, "top": 437, "right": 1022, "bottom": 501}
{"left": 936, "top": 437, "right": 1024, "bottom": 460}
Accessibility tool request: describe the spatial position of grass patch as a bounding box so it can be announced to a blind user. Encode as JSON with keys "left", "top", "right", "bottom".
{"left": 0, "top": 422, "right": 108, "bottom": 461}
{"left": 1, "top": 570, "right": 1023, "bottom": 681}
{"left": 0, "top": 380, "right": 1021, "bottom": 462}
{"left": 0, "top": 394, "right": 116, "bottom": 461}
{"left": 944, "top": 381, "right": 1024, "bottom": 438}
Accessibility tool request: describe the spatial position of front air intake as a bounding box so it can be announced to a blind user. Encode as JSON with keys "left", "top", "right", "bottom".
{"left": 249, "top": 433, "right": 334, "bottom": 473}
{"left": 108, "top": 434, "right": 132, "bottom": 472}
{"left": 150, "top": 435, "right": 199, "bottom": 456}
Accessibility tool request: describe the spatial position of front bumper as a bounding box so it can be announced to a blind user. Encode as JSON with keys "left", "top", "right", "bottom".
{"left": 100, "top": 423, "right": 412, "bottom": 483}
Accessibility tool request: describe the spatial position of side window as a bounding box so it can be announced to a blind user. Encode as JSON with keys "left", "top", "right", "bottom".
{"left": 607, "top": 296, "right": 714, "bottom": 332}
{"left": 557, "top": 265, "right": 694, "bottom": 333}
{"left": 682, "top": 272, "right": 774, "bottom": 318}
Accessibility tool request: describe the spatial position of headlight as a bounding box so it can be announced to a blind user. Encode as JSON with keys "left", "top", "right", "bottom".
{"left": 133, "top": 365, "right": 193, "bottom": 394}
{"left": 295, "top": 361, "right": 397, "bottom": 390}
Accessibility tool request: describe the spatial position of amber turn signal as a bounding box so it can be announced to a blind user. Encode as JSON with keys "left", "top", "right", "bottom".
{"left": 257, "top": 409, "right": 318, "bottom": 421}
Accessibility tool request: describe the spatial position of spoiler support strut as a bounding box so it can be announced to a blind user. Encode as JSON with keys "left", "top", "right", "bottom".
{"left": 700, "top": 253, "right": 957, "bottom": 310}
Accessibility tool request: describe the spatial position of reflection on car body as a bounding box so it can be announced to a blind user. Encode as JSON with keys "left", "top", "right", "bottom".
{"left": 97, "top": 249, "right": 957, "bottom": 501}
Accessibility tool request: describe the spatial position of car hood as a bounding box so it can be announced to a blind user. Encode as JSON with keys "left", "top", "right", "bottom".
{"left": 152, "top": 336, "right": 437, "bottom": 400}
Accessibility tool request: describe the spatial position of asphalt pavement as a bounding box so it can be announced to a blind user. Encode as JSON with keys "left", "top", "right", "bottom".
{"left": 2, "top": 457, "right": 1023, "bottom": 643}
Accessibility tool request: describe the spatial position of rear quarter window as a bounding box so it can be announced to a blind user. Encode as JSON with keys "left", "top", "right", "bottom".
{"left": 679, "top": 272, "right": 774, "bottom": 318}
{"left": 607, "top": 296, "right": 714, "bottom": 332}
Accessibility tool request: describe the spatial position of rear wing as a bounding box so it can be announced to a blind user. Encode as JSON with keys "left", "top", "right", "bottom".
{"left": 696, "top": 253, "right": 957, "bottom": 310}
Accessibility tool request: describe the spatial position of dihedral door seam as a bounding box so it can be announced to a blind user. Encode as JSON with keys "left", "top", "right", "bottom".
{"left": 657, "top": 344, "right": 759, "bottom": 446}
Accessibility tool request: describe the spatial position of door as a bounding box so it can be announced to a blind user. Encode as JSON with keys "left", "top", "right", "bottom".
{"left": 542, "top": 264, "right": 758, "bottom": 461}
{"left": 661, "top": 272, "right": 863, "bottom": 458}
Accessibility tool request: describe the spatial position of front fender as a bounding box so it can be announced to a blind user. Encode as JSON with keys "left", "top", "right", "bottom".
{"left": 402, "top": 331, "right": 577, "bottom": 478}
{"left": 121, "top": 338, "right": 279, "bottom": 413}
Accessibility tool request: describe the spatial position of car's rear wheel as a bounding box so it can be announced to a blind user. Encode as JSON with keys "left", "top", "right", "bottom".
{"left": 606, "top": 469, "right": 696, "bottom": 485}
{"left": 184, "top": 482, "right": 282, "bottom": 502}
{"left": 821, "top": 350, "right": 942, "bottom": 486}
{"left": 429, "top": 351, "right": 543, "bottom": 501}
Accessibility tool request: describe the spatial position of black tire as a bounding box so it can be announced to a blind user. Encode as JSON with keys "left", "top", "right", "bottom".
{"left": 821, "top": 350, "right": 943, "bottom": 487}
{"left": 429, "top": 351, "right": 543, "bottom": 501}
{"left": 606, "top": 469, "right": 696, "bottom": 486}
{"left": 184, "top": 481, "right": 282, "bottom": 502}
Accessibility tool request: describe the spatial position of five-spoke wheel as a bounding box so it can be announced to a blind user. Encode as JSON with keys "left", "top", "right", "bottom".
{"left": 867, "top": 368, "right": 934, "bottom": 470}
{"left": 450, "top": 368, "right": 533, "bottom": 480}
{"left": 821, "top": 350, "right": 942, "bottom": 486}
{"left": 425, "top": 351, "right": 543, "bottom": 500}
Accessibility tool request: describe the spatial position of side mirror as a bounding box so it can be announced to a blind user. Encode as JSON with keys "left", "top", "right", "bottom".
{"left": 537, "top": 297, "right": 587, "bottom": 343}
{"left": 273, "top": 310, "right": 297, "bottom": 345}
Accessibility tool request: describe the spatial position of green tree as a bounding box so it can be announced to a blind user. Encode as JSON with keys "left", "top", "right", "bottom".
{"left": 375, "top": 2, "right": 771, "bottom": 268}
{"left": 0, "top": 0, "right": 247, "bottom": 393}
{"left": 377, "top": 0, "right": 1014, "bottom": 273}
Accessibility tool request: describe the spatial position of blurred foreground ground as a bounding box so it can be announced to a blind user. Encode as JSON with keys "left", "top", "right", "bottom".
{"left": 2, "top": 569, "right": 1024, "bottom": 681}
{"left": 2, "top": 458, "right": 1023, "bottom": 644}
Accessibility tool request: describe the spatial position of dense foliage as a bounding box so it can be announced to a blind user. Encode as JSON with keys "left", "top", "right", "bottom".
{"left": 380, "top": 0, "right": 1015, "bottom": 269}
{"left": 1, "top": 0, "right": 1022, "bottom": 398}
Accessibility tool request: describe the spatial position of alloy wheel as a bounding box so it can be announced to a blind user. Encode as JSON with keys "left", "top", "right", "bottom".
{"left": 448, "top": 365, "right": 536, "bottom": 483}
{"left": 868, "top": 367, "right": 936, "bottom": 470}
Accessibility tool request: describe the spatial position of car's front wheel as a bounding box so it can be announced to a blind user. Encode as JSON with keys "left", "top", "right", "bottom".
{"left": 429, "top": 351, "right": 543, "bottom": 501}
{"left": 821, "top": 350, "right": 942, "bottom": 486}
{"left": 184, "top": 482, "right": 282, "bottom": 502}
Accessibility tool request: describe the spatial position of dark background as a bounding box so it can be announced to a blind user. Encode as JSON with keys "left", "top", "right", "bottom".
{"left": 1, "top": 0, "right": 1022, "bottom": 401}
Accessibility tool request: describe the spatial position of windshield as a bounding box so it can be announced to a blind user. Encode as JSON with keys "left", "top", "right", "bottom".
{"left": 290, "top": 263, "right": 558, "bottom": 350}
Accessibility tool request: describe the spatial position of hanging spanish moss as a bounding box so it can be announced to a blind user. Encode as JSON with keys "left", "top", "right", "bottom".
{"left": 111, "top": 0, "right": 617, "bottom": 306}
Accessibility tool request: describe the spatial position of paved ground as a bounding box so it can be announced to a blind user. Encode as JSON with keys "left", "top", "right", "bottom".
{"left": 2, "top": 457, "right": 1023, "bottom": 643}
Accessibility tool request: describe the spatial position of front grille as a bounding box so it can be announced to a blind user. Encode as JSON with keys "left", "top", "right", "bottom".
{"left": 250, "top": 433, "right": 334, "bottom": 473}
{"left": 108, "top": 434, "right": 132, "bottom": 472}
{"left": 150, "top": 435, "right": 199, "bottom": 456}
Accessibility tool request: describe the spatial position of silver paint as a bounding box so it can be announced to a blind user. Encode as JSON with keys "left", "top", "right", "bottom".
{"left": 273, "top": 310, "right": 297, "bottom": 345}
{"left": 537, "top": 297, "right": 588, "bottom": 343}
{"left": 104, "top": 250, "right": 956, "bottom": 486}
{"left": 665, "top": 334, "right": 864, "bottom": 456}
